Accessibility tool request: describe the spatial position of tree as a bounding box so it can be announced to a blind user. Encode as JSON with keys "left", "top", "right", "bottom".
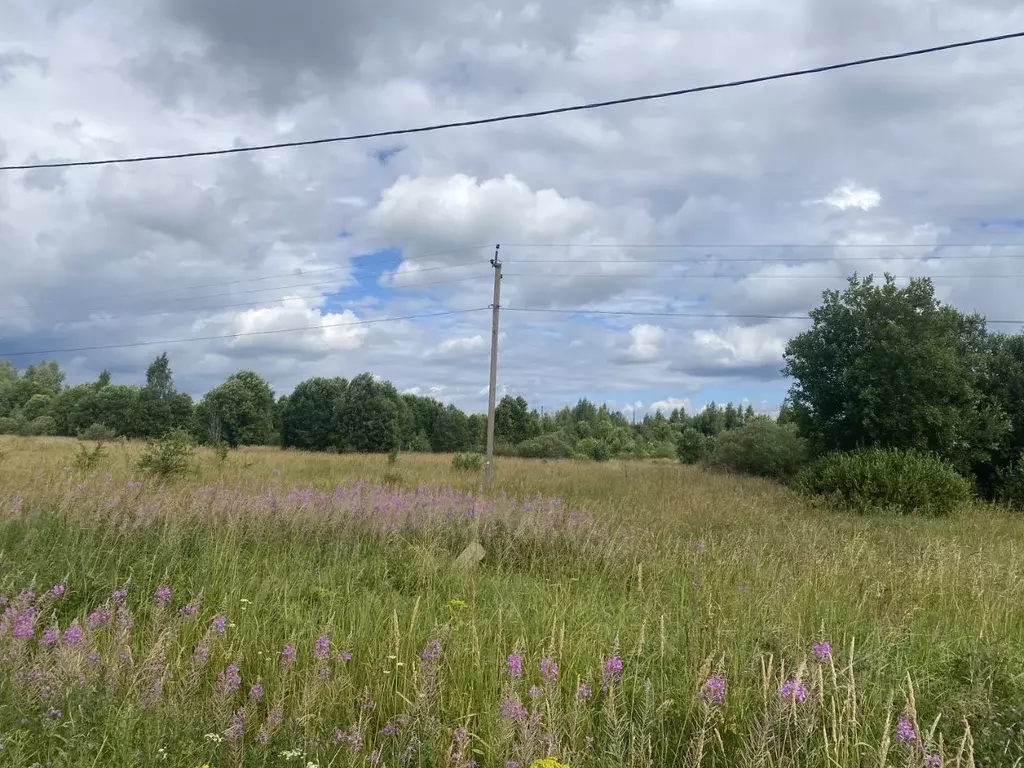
{"left": 197, "top": 371, "right": 275, "bottom": 447}
{"left": 495, "top": 395, "right": 534, "bottom": 445}
{"left": 334, "top": 373, "right": 403, "bottom": 453}
{"left": 96, "top": 369, "right": 112, "bottom": 389}
{"left": 281, "top": 377, "right": 347, "bottom": 451}
{"left": 782, "top": 274, "right": 1008, "bottom": 473}
{"left": 138, "top": 353, "right": 192, "bottom": 438}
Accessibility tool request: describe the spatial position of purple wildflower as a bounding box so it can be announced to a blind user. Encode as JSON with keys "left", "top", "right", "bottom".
{"left": 499, "top": 696, "right": 527, "bottom": 721}
{"left": 249, "top": 682, "right": 264, "bottom": 700}
{"left": 62, "top": 621, "right": 85, "bottom": 647}
{"left": 811, "top": 641, "right": 832, "bottom": 662}
{"left": 506, "top": 763, "right": 521, "bottom": 768}
{"left": 896, "top": 717, "right": 917, "bottom": 743}
{"left": 701, "top": 675, "right": 727, "bottom": 705}
{"left": 528, "top": 684, "right": 542, "bottom": 699}
{"left": 218, "top": 663, "right": 242, "bottom": 695}
{"left": 577, "top": 682, "right": 593, "bottom": 699}
{"left": 225, "top": 710, "right": 245, "bottom": 742}
{"left": 334, "top": 727, "right": 363, "bottom": 751}
{"left": 602, "top": 655, "right": 624, "bottom": 686}
{"left": 540, "top": 657, "right": 558, "bottom": 682}
{"left": 87, "top": 650, "right": 101, "bottom": 665}
{"left": 337, "top": 650, "right": 353, "bottom": 662}
{"left": 111, "top": 588, "right": 128, "bottom": 604}
{"left": 314, "top": 634, "right": 330, "bottom": 661}
{"left": 40, "top": 627, "right": 59, "bottom": 647}
{"left": 369, "top": 750, "right": 382, "bottom": 766}
{"left": 11, "top": 609, "right": 36, "bottom": 639}
{"left": 179, "top": 602, "right": 199, "bottom": 618}
{"left": 454, "top": 726, "right": 469, "bottom": 744}
{"left": 925, "top": 755, "right": 942, "bottom": 767}
{"left": 86, "top": 608, "right": 111, "bottom": 628}
{"left": 50, "top": 584, "right": 66, "bottom": 598}
{"left": 153, "top": 585, "right": 172, "bottom": 606}
{"left": 506, "top": 653, "right": 524, "bottom": 679}
{"left": 421, "top": 638, "right": 442, "bottom": 662}
{"left": 280, "top": 643, "right": 296, "bottom": 665}
{"left": 779, "top": 678, "right": 808, "bottom": 702}
{"left": 44, "top": 707, "right": 62, "bottom": 721}
{"left": 211, "top": 615, "right": 226, "bottom": 634}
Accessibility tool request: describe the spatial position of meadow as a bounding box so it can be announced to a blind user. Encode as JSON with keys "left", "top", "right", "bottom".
{"left": 0, "top": 435, "right": 1022, "bottom": 767}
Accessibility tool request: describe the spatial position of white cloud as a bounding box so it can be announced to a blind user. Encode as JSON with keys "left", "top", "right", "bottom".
{"left": 425, "top": 334, "right": 487, "bottom": 361}
{"left": 817, "top": 183, "right": 882, "bottom": 212}
{"left": 649, "top": 397, "right": 691, "bottom": 415}
{"left": 224, "top": 298, "right": 368, "bottom": 356}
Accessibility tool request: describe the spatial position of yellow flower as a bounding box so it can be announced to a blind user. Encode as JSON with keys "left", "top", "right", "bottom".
{"left": 449, "top": 598, "right": 468, "bottom": 609}
{"left": 529, "top": 758, "right": 570, "bottom": 768}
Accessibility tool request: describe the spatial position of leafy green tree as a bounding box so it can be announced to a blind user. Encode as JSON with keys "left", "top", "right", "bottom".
{"left": 705, "top": 420, "right": 808, "bottom": 480}
{"left": 197, "top": 371, "right": 276, "bottom": 447}
{"left": 334, "top": 373, "right": 405, "bottom": 453}
{"left": 980, "top": 332, "right": 1024, "bottom": 496}
{"left": 0, "top": 361, "right": 18, "bottom": 416}
{"left": 281, "top": 377, "right": 347, "bottom": 451}
{"left": 783, "top": 274, "right": 1008, "bottom": 474}
{"left": 23, "top": 393, "right": 53, "bottom": 422}
{"left": 96, "top": 369, "right": 112, "bottom": 389}
{"left": 694, "top": 402, "right": 726, "bottom": 436}
{"left": 495, "top": 395, "right": 535, "bottom": 445}
{"left": 677, "top": 427, "right": 711, "bottom": 464}
{"left": 138, "top": 353, "right": 193, "bottom": 438}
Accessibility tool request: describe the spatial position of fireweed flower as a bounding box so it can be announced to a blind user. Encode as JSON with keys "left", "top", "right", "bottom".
{"left": 577, "top": 682, "right": 593, "bottom": 699}
{"left": 314, "top": 634, "right": 330, "bottom": 661}
{"left": 250, "top": 682, "right": 264, "bottom": 700}
{"left": 87, "top": 651, "right": 101, "bottom": 665}
{"left": 212, "top": 616, "right": 227, "bottom": 634}
{"left": 154, "top": 585, "right": 172, "bottom": 606}
{"left": 218, "top": 663, "right": 242, "bottom": 695}
{"left": 225, "top": 710, "right": 245, "bottom": 742}
{"left": 11, "top": 609, "right": 36, "bottom": 639}
{"left": 925, "top": 755, "right": 942, "bottom": 767}
{"left": 499, "top": 697, "right": 528, "bottom": 721}
{"left": 62, "top": 621, "right": 85, "bottom": 647}
{"left": 811, "top": 641, "right": 832, "bottom": 662}
{"left": 779, "top": 678, "right": 808, "bottom": 702}
{"left": 179, "top": 602, "right": 199, "bottom": 618}
{"left": 602, "top": 655, "right": 624, "bottom": 687}
{"left": 87, "top": 608, "right": 111, "bottom": 628}
{"left": 896, "top": 717, "right": 917, "bottom": 743}
{"left": 529, "top": 685, "right": 543, "bottom": 699}
{"left": 701, "top": 675, "right": 727, "bottom": 704}
{"left": 40, "top": 626, "right": 59, "bottom": 647}
{"left": 50, "top": 584, "right": 66, "bottom": 598}
{"left": 540, "top": 657, "right": 558, "bottom": 682}
{"left": 281, "top": 643, "right": 297, "bottom": 665}
{"left": 111, "top": 588, "right": 128, "bottom": 604}
{"left": 506, "top": 653, "right": 524, "bottom": 678}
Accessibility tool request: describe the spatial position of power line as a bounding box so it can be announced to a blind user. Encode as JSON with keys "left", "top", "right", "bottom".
{"left": 0, "top": 308, "right": 489, "bottom": 357}
{"left": 16, "top": 245, "right": 490, "bottom": 307}
{"left": 503, "top": 272, "right": 1024, "bottom": 280}
{"left": 503, "top": 307, "right": 1024, "bottom": 326}
{"left": 4, "top": 32, "right": 1023, "bottom": 171}
{"left": 2, "top": 272, "right": 492, "bottom": 317}
{"left": 503, "top": 252, "right": 1024, "bottom": 264}
{"left": 502, "top": 242, "right": 1024, "bottom": 249}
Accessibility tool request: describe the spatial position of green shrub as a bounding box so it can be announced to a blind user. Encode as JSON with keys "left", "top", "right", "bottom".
{"left": 796, "top": 447, "right": 972, "bottom": 516}
{"left": 451, "top": 453, "right": 483, "bottom": 472}
{"left": 648, "top": 441, "right": 678, "bottom": 460}
{"left": 28, "top": 415, "right": 57, "bottom": 437}
{"left": 78, "top": 422, "right": 117, "bottom": 442}
{"left": 0, "top": 416, "right": 26, "bottom": 436}
{"left": 578, "top": 437, "right": 610, "bottom": 462}
{"left": 705, "top": 420, "right": 808, "bottom": 480}
{"left": 215, "top": 441, "right": 230, "bottom": 463}
{"left": 515, "top": 433, "right": 573, "bottom": 460}
{"left": 387, "top": 448, "right": 400, "bottom": 466}
{"left": 137, "top": 429, "right": 195, "bottom": 479}
{"left": 996, "top": 454, "right": 1024, "bottom": 509}
{"left": 676, "top": 427, "right": 711, "bottom": 464}
{"left": 73, "top": 441, "right": 107, "bottom": 471}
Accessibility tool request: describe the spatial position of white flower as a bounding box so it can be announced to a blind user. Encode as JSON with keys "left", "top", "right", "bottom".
{"left": 204, "top": 733, "right": 225, "bottom": 743}
{"left": 306, "top": 763, "right": 320, "bottom": 768}
{"left": 279, "top": 749, "right": 305, "bottom": 760}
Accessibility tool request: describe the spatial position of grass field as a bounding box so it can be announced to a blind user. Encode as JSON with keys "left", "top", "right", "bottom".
{"left": 1, "top": 435, "right": 1022, "bottom": 767}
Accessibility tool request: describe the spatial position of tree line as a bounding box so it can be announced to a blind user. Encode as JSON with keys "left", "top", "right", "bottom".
{"left": 0, "top": 353, "right": 762, "bottom": 460}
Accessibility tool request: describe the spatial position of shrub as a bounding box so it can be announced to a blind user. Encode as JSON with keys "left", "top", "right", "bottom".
{"left": 796, "top": 447, "right": 972, "bottom": 516}
{"left": 28, "top": 415, "right": 58, "bottom": 437}
{"left": 0, "top": 416, "right": 25, "bottom": 436}
{"left": 215, "top": 441, "right": 230, "bottom": 464}
{"left": 996, "top": 454, "right": 1024, "bottom": 509}
{"left": 516, "top": 433, "right": 573, "bottom": 460}
{"left": 705, "top": 420, "right": 808, "bottom": 480}
{"left": 578, "top": 437, "right": 610, "bottom": 462}
{"left": 137, "top": 429, "right": 195, "bottom": 479}
{"left": 78, "top": 422, "right": 117, "bottom": 441}
{"left": 676, "top": 427, "right": 711, "bottom": 464}
{"left": 648, "top": 441, "right": 678, "bottom": 460}
{"left": 73, "top": 441, "right": 107, "bottom": 471}
{"left": 451, "top": 453, "right": 483, "bottom": 472}
{"left": 387, "top": 448, "right": 400, "bottom": 466}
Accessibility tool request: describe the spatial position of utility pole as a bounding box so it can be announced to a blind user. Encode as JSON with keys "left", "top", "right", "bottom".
{"left": 484, "top": 244, "right": 502, "bottom": 490}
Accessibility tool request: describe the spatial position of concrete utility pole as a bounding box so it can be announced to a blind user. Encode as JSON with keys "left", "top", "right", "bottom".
{"left": 484, "top": 244, "right": 502, "bottom": 491}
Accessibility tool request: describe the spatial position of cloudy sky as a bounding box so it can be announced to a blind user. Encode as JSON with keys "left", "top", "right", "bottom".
{"left": 2, "top": 0, "right": 1024, "bottom": 416}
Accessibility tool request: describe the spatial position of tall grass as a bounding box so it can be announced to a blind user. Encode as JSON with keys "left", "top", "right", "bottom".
{"left": 0, "top": 436, "right": 1022, "bottom": 766}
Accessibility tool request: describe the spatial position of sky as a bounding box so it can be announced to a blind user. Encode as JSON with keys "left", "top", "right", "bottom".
{"left": 2, "top": 0, "right": 1024, "bottom": 417}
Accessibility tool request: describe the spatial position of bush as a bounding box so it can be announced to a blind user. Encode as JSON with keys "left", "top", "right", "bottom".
{"left": 515, "top": 433, "right": 573, "bottom": 460}
{"left": 73, "top": 441, "right": 107, "bottom": 471}
{"left": 648, "top": 441, "right": 678, "bottom": 460}
{"left": 451, "top": 453, "right": 483, "bottom": 472}
{"left": 137, "top": 429, "right": 195, "bottom": 479}
{"left": 578, "top": 437, "right": 610, "bottom": 462}
{"left": 796, "top": 447, "right": 972, "bottom": 517}
{"left": 705, "top": 421, "right": 808, "bottom": 480}
{"left": 676, "top": 427, "right": 711, "bottom": 464}
{"left": 215, "top": 441, "right": 230, "bottom": 464}
{"left": 996, "top": 454, "right": 1024, "bottom": 509}
{"left": 0, "top": 416, "right": 26, "bottom": 436}
{"left": 28, "top": 415, "right": 58, "bottom": 437}
{"left": 78, "top": 422, "right": 117, "bottom": 442}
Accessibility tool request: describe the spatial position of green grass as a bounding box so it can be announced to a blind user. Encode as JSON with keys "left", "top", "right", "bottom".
{"left": 0, "top": 436, "right": 1022, "bottom": 766}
